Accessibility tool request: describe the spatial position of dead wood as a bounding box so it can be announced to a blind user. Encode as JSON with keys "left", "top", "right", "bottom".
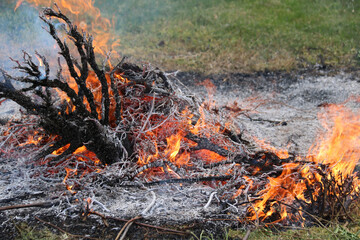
{"left": 89, "top": 211, "right": 188, "bottom": 236}
{"left": 130, "top": 160, "right": 182, "bottom": 179}
{"left": 135, "top": 175, "right": 232, "bottom": 186}
{"left": 115, "top": 216, "right": 142, "bottom": 240}
{"left": 0, "top": 6, "right": 177, "bottom": 166}
{"left": 185, "top": 132, "right": 231, "bottom": 157}
{"left": 0, "top": 201, "right": 56, "bottom": 211}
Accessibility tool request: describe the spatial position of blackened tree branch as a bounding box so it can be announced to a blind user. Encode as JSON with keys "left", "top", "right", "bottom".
{"left": 185, "top": 132, "right": 231, "bottom": 157}
{"left": 0, "top": 6, "right": 130, "bottom": 165}
{"left": 109, "top": 57, "right": 126, "bottom": 125}
{"left": 40, "top": 8, "right": 98, "bottom": 119}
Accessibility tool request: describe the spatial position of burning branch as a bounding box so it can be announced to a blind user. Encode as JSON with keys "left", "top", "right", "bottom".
{"left": 1, "top": 5, "right": 359, "bottom": 230}
{"left": 0, "top": 6, "right": 179, "bottom": 166}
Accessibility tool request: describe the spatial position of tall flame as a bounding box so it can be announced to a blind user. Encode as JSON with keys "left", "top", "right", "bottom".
{"left": 15, "top": 0, "right": 120, "bottom": 56}
{"left": 309, "top": 104, "right": 360, "bottom": 177}
{"left": 247, "top": 104, "right": 360, "bottom": 223}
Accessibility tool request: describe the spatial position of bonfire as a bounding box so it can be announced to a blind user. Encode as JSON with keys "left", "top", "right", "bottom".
{"left": 0, "top": 2, "right": 360, "bottom": 239}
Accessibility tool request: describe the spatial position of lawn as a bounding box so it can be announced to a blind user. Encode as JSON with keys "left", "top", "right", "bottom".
{"left": 2, "top": 0, "right": 360, "bottom": 73}
{"left": 97, "top": 0, "right": 360, "bottom": 73}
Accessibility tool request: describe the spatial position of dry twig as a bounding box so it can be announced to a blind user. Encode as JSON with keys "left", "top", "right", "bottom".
{"left": 0, "top": 201, "right": 55, "bottom": 211}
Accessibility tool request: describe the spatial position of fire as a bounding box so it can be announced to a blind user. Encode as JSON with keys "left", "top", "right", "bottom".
{"left": 164, "top": 131, "right": 190, "bottom": 166}
{"left": 5, "top": 3, "right": 360, "bottom": 226}
{"left": 35, "top": 54, "right": 44, "bottom": 67}
{"left": 134, "top": 91, "right": 233, "bottom": 179}
{"left": 253, "top": 136, "right": 290, "bottom": 159}
{"left": 14, "top": 0, "right": 25, "bottom": 11}
{"left": 247, "top": 104, "right": 360, "bottom": 223}
{"left": 49, "top": 144, "right": 102, "bottom": 192}
{"left": 15, "top": 0, "right": 120, "bottom": 57}
{"left": 309, "top": 104, "right": 360, "bottom": 177}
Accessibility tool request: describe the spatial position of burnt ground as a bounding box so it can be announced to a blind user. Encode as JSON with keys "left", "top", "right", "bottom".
{"left": 1, "top": 68, "right": 360, "bottom": 239}
{"left": 178, "top": 67, "right": 360, "bottom": 154}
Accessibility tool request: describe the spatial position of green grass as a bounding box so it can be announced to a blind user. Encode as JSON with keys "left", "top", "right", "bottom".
{"left": 96, "top": 0, "right": 360, "bottom": 73}
{"left": 12, "top": 220, "right": 360, "bottom": 240}
{"left": 190, "top": 219, "right": 360, "bottom": 240}
{"left": 13, "top": 222, "right": 66, "bottom": 240}
{"left": 3, "top": 0, "right": 360, "bottom": 73}
{"left": 227, "top": 224, "right": 360, "bottom": 240}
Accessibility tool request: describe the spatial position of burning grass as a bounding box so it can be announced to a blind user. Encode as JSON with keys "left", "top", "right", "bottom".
{"left": 0, "top": 3, "right": 360, "bottom": 239}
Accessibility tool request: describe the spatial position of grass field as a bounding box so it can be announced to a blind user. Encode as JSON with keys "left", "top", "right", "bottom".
{"left": 13, "top": 216, "right": 360, "bottom": 240}
{"left": 3, "top": 0, "right": 360, "bottom": 73}
{"left": 96, "top": 0, "right": 360, "bottom": 73}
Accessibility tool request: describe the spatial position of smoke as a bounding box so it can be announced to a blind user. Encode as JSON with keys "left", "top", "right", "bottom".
{"left": 0, "top": 0, "right": 171, "bottom": 70}
{"left": 0, "top": 3, "right": 56, "bottom": 72}
{"left": 0, "top": 3, "right": 60, "bottom": 119}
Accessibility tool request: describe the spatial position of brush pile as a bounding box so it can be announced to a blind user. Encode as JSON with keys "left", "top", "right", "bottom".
{"left": 0, "top": 6, "right": 359, "bottom": 236}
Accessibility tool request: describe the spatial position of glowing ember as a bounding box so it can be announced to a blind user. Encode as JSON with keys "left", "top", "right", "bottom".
{"left": 253, "top": 136, "right": 290, "bottom": 159}
{"left": 2, "top": 3, "right": 360, "bottom": 227}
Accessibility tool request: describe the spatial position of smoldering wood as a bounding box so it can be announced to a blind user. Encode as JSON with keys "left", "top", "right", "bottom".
{"left": 1, "top": 7, "right": 180, "bottom": 165}
{"left": 109, "top": 57, "right": 126, "bottom": 125}
{"left": 185, "top": 132, "right": 231, "bottom": 157}
{"left": 0, "top": 6, "right": 358, "bottom": 231}
{"left": 129, "top": 160, "right": 183, "bottom": 179}
{"left": 0, "top": 5, "right": 245, "bottom": 167}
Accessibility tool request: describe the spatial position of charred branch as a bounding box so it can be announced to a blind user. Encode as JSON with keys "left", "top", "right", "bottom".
{"left": 0, "top": 6, "right": 178, "bottom": 166}
{"left": 109, "top": 57, "right": 126, "bottom": 125}
{"left": 143, "top": 175, "right": 232, "bottom": 185}
{"left": 120, "top": 175, "right": 233, "bottom": 187}
{"left": 0, "top": 192, "right": 45, "bottom": 204}
{"left": 47, "top": 141, "right": 82, "bottom": 166}
{"left": 0, "top": 6, "right": 131, "bottom": 165}
{"left": 0, "top": 201, "right": 57, "bottom": 211}
{"left": 185, "top": 132, "right": 231, "bottom": 157}
{"left": 41, "top": 7, "right": 98, "bottom": 119}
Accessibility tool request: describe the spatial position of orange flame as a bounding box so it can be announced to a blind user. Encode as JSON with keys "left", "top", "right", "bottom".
{"left": 12, "top": 3, "right": 360, "bottom": 222}
{"left": 15, "top": 0, "right": 120, "bottom": 57}
{"left": 246, "top": 104, "right": 360, "bottom": 223}
{"left": 14, "top": 0, "right": 25, "bottom": 11}
{"left": 253, "top": 136, "right": 290, "bottom": 159}
{"left": 309, "top": 104, "right": 360, "bottom": 178}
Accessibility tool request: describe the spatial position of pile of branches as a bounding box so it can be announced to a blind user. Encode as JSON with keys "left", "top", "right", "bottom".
{"left": 0, "top": 5, "right": 358, "bottom": 227}
{"left": 0, "top": 6, "right": 187, "bottom": 166}
{"left": 299, "top": 165, "right": 359, "bottom": 222}
{"left": 246, "top": 161, "right": 360, "bottom": 225}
